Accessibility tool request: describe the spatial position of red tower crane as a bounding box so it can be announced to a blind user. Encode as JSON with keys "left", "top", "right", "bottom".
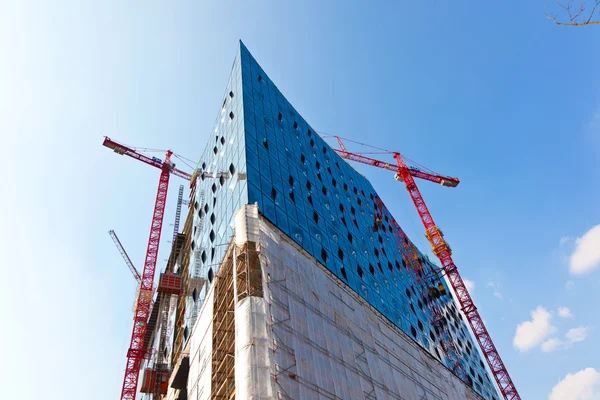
{"left": 103, "top": 137, "right": 192, "bottom": 400}
{"left": 331, "top": 136, "right": 520, "bottom": 400}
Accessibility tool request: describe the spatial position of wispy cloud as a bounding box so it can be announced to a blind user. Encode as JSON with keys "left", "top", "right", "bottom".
{"left": 559, "top": 236, "right": 572, "bottom": 246}
{"left": 487, "top": 281, "right": 500, "bottom": 290}
{"left": 549, "top": 368, "right": 600, "bottom": 400}
{"left": 541, "top": 326, "right": 589, "bottom": 353}
{"left": 463, "top": 279, "right": 475, "bottom": 292}
{"left": 565, "top": 280, "right": 575, "bottom": 290}
{"left": 566, "top": 326, "right": 589, "bottom": 344}
{"left": 541, "top": 337, "right": 562, "bottom": 353}
{"left": 569, "top": 224, "right": 600, "bottom": 275}
{"left": 558, "top": 307, "right": 573, "bottom": 318}
{"left": 589, "top": 104, "right": 600, "bottom": 136}
{"left": 513, "top": 306, "right": 555, "bottom": 351}
{"left": 487, "top": 281, "right": 503, "bottom": 300}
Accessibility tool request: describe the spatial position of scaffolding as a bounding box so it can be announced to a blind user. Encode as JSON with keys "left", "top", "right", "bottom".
{"left": 211, "top": 252, "right": 235, "bottom": 400}
{"left": 172, "top": 206, "right": 195, "bottom": 369}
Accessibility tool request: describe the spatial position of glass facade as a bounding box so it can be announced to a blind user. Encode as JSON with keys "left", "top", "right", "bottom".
{"left": 187, "top": 41, "right": 499, "bottom": 400}
{"left": 186, "top": 52, "right": 248, "bottom": 334}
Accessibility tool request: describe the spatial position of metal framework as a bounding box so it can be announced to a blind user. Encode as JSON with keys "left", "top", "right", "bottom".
{"left": 103, "top": 137, "right": 192, "bottom": 400}
{"left": 109, "top": 229, "right": 141, "bottom": 283}
{"left": 212, "top": 253, "right": 236, "bottom": 400}
{"left": 103, "top": 137, "right": 192, "bottom": 181}
{"left": 332, "top": 136, "right": 520, "bottom": 400}
{"left": 171, "top": 211, "right": 195, "bottom": 374}
{"left": 334, "top": 137, "right": 459, "bottom": 188}
{"left": 152, "top": 293, "right": 171, "bottom": 399}
{"left": 172, "top": 185, "right": 185, "bottom": 243}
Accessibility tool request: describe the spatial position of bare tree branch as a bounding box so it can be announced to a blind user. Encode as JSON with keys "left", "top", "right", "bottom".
{"left": 586, "top": 0, "right": 600, "bottom": 22}
{"left": 546, "top": 0, "right": 600, "bottom": 26}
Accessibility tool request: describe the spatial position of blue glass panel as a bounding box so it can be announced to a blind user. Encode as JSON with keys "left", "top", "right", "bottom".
{"left": 184, "top": 41, "right": 501, "bottom": 400}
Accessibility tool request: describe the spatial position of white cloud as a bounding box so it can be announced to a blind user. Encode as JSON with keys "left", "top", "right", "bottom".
{"left": 558, "top": 307, "right": 573, "bottom": 318}
{"left": 464, "top": 279, "right": 475, "bottom": 292}
{"left": 542, "top": 338, "right": 562, "bottom": 353}
{"left": 548, "top": 368, "right": 600, "bottom": 400}
{"left": 569, "top": 224, "right": 600, "bottom": 275}
{"left": 493, "top": 291, "right": 504, "bottom": 299}
{"left": 566, "top": 327, "right": 589, "bottom": 344}
{"left": 513, "top": 306, "right": 556, "bottom": 351}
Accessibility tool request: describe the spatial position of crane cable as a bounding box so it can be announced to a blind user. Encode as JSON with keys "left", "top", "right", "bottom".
{"left": 319, "top": 132, "right": 442, "bottom": 176}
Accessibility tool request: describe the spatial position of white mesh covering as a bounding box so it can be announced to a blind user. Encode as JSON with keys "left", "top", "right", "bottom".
{"left": 181, "top": 211, "right": 484, "bottom": 400}
{"left": 256, "top": 219, "right": 483, "bottom": 400}
{"left": 187, "top": 287, "right": 213, "bottom": 400}
{"left": 234, "top": 204, "right": 260, "bottom": 247}
{"left": 234, "top": 297, "right": 275, "bottom": 399}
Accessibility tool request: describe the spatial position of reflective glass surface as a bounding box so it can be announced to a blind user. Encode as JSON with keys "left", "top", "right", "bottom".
{"left": 185, "top": 51, "right": 248, "bottom": 336}
{"left": 188, "top": 42, "right": 499, "bottom": 399}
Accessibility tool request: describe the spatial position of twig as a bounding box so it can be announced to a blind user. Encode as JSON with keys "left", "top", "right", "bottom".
{"left": 546, "top": 0, "right": 600, "bottom": 26}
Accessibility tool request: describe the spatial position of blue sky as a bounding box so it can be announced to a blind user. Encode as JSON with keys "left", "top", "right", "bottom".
{"left": 1, "top": 1, "right": 599, "bottom": 399}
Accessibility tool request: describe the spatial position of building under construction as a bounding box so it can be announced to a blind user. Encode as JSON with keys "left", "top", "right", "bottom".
{"left": 108, "top": 41, "right": 519, "bottom": 400}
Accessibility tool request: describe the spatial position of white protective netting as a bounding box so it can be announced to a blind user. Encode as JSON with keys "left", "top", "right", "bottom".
{"left": 183, "top": 206, "right": 484, "bottom": 400}
{"left": 252, "top": 217, "right": 483, "bottom": 400}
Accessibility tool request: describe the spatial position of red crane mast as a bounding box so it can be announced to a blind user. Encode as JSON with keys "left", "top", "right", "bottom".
{"left": 103, "top": 137, "right": 192, "bottom": 400}
{"left": 332, "top": 136, "right": 520, "bottom": 400}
